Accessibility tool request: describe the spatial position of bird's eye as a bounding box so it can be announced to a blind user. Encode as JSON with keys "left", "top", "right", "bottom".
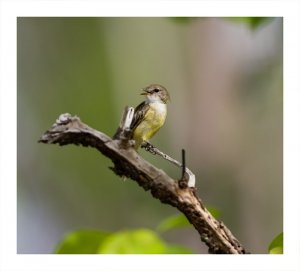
{"left": 154, "top": 88, "right": 159, "bottom": 93}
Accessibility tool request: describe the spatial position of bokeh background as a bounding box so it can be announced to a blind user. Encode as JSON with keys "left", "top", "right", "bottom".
{"left": 17, "top": 17, "right": 282, "bottom": 254}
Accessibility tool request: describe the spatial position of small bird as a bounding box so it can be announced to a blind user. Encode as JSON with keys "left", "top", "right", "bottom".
{"left": 130, "top": 84, "right": 170, "bottom": 149}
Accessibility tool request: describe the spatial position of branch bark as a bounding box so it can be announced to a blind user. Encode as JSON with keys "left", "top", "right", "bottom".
{"left": 39, "top": 113, "right": 248, "bottom": 254}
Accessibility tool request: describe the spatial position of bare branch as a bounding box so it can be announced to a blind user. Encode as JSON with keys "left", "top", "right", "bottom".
{"left": 141, "top": 142, "right": 196, "bottom": 188}
{"left": 39, "top": 113, "right": 248, "bottom": 254}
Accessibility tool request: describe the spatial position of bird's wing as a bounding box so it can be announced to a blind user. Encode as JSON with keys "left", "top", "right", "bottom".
{"left": 130, "top": 101, "right": 150, "bottom": 131}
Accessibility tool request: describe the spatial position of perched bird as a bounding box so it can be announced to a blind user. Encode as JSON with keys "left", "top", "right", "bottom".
{"left": 130, "top": 84, "right": 170, "bottom": 149}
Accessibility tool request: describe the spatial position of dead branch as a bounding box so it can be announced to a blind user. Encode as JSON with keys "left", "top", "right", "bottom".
{"left": 39, "top": 113, "right": 248, "bottom": 254}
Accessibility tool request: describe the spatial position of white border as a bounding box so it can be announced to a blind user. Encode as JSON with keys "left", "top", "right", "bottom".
{"left": 1, "top": 1, "right": 300, "bottom": 271}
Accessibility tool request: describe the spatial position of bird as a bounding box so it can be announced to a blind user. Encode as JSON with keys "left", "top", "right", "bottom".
{"left": 130, "top": 84, "right": 170, "bottom": 149}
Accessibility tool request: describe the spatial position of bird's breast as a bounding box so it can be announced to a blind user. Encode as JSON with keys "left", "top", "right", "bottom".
{"left": 133, "top": 102, "right": 167, "bottom": 144}
{"left": 150, "top": 102, "right": 167, "bottom": 116}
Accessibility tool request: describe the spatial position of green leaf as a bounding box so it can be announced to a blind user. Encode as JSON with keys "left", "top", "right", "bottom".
{"left": 55, "top": 229, "right": 111, "bottom": 254}
{"left": 225, "top": 17, "right": 271, "bottom": 29}
{"left": 157, "top": 208, "right": 220, "bottom": 233}
{"left": 98, "top": 229, "right": 167, "bottom": 254}
{"left": 156, "top": 214, "right": 191, "bottom": 233}
{"left": 165, "top": 244, "right": 193, "bottom": 254}
{"left": 268, "top": 232, "right": 283, "bottom": 254}
{"left": 55, "top": 228, "right": 195, "bottom": 254}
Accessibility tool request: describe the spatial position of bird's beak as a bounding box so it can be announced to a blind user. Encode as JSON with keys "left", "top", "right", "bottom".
{"left": 140, "top": 89, "right": 148, "bottom": 95}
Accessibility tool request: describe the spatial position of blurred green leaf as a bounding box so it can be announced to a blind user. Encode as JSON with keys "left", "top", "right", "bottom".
{"left": 55, "top": 230, "right": 111, "bottom": 254}
{"left": 98, "top": 229, "right": 166, "bottom": 254}
{"left": 157, "top": 207, "right": 220, "bottom": 233}
{"left": 165, "top": 245, "right": 193, "bottom": 254}
{"left": 225, "top": 17, "right": 271, "bottom": 29}
{"left": 170, "top": 17, "right": 271, "bottom": 29}
{"left": 55, "top": 228, "right": 194, "bottom": 254}
{"left": 156, "top": 214, "right": 190, "bottom": 233}
{"left": 268, "top": 232, "right": 283, "bottom": 254}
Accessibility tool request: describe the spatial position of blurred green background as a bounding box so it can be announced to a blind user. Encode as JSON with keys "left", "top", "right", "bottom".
{"left": 17, "top": 17, "right": 282, "bottom": 254}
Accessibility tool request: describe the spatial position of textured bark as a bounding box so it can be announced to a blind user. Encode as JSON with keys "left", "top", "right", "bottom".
{"left": 39, "top": 113, "right": 248, "bottom": 254}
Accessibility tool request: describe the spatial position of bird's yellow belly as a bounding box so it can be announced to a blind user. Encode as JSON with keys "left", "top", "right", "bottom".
{"left": 133, "top": 103, "right": 167, "bottom": 148}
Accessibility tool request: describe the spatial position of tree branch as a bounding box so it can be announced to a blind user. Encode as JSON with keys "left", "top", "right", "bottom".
{"left": 39, "top": 113, "right": 248, "bottom": 254}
